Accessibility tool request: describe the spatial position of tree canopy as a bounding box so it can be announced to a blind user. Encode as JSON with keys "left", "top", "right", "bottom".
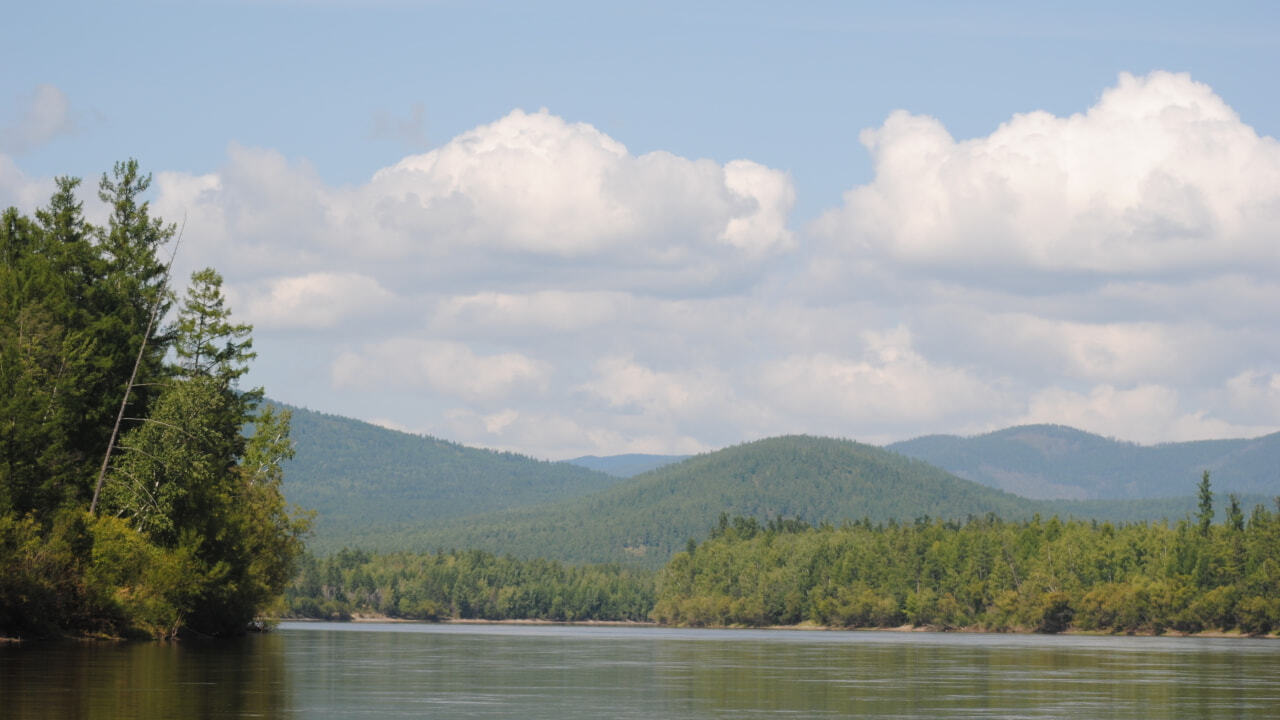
{"left": 0, "top": 163, "right": 309, "bottom": 639}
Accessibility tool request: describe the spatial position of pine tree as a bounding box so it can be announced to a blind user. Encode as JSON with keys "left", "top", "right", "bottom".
{"left": 1197, "top": 471, "right": 1214, "bottom": 537}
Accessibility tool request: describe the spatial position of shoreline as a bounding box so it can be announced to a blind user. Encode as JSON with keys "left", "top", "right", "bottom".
{"left": 273, "top": 615, "right": 1278, "bottom": 639}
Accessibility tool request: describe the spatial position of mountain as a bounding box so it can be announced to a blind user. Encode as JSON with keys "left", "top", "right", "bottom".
{"left": 563, "top": 453, "right": 690, "bottom": 477}
{"left": 360, "top": 435, "right": 1046, "bottom": 566}
{"left": 889, "top": 424, "right": 1280, "bottom": 500}
{"left": 275, "top": 403, "right": 628, "bottom": 552}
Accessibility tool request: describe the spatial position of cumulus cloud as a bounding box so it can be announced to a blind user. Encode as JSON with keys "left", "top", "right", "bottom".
{"left": 155, "top": 109, "right": 795, "bottom": 292}
{"left": 973, "top": 314, "right": 1212, "bottom": 384}
{"left": 0, "top": 154, "right": 54, "bottom": 212}
{"left": 1225, "top": 371, "right": 1280, "bottom": 425}
{"left": 755, "top": 326, "right": 1003, "bottom": 427}
{"left": 1018, "top": 383, "right": 1273, "bottom": 443}
{"left": 123, "top": 76, "right": 1280, "bottom": 455}
{"left": 580, "top": 356, "right": 728, "bottom": 417}
{"left": 331, "top": 339, "right": 549, "bottom": 402}
{"left": 816, "top": 71, "right": 1280, "bottom": 276}
{"left": 227, "top": 272, "right": 395, "bottom": 329}
{"left": 1, "top": 84, "right": 75, "bottom": 154}
{"left": 440, "top": 407, "right": 712, "bottom": 459}
{"left": 433, "top": 290, "right": 627, "bottom": 334}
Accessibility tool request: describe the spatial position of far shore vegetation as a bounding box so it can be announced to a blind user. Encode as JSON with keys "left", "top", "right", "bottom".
{"left": 283, "top": 476, "right": 1280, "bottom": 637}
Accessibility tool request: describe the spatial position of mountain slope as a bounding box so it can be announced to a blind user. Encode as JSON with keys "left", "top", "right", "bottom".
{"left": 889, "top": 424, "right": 1280, "bottom": 500}
{"left": 360, "top": 435, "right": 1045, "bottom": 566}
{"left": 276, "top": 403, "right": 626, "bottom": 551}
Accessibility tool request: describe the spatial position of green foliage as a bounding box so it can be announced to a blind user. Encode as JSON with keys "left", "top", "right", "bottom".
{"left": 1198, "top": 471, "right": 1214, "bottom": 536}
{"left": 281, "top": 549, "right": 655, "bottom": 623}
{"left": 651, "top": 498, "right": 1280, "bottom": 635}
{"left": 0, "top": 168, "right": 306, "bottom": 639}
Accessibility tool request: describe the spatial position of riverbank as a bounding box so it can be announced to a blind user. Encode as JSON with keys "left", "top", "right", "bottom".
{"left": 273, "top": 614, "right": 1278, "bottom": 639}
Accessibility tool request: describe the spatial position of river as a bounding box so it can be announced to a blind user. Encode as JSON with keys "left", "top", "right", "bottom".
{"left": 3, "top": 621, "right": 1278, "bottom": 718}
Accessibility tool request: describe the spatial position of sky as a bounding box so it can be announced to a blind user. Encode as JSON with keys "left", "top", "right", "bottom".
{"left": 4, "top": 1, "right": 1280, "bottom": 459}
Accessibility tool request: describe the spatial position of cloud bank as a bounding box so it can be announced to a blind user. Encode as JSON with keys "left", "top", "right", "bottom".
{"left": 13, "top": 72, "right": 1278, "bottom": 457}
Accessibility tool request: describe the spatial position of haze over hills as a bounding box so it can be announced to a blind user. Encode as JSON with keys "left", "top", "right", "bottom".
{"left": 889, "top": 424, "right": 1280, "bottom": 500}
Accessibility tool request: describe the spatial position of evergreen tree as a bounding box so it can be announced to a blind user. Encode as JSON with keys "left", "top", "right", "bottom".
{"left": 1198, "top": 471, "right": 1214, "bottom": 537}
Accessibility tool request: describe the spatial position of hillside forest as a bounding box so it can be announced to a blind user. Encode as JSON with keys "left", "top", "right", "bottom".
{"left": 0, "top": 163, "right": 309, "bottom": 639}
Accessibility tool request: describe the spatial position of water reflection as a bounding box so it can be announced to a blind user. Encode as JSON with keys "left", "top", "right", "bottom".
{"left": 0, "top": 633, "right": 287, "bottom": 720}
{"left": 2, "top": 623, "right": 1278, "bottom": 719}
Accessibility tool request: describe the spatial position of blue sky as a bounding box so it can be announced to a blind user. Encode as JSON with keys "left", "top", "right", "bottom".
{"left": 5, "top": 1, "right": 1280, "bottom": 458}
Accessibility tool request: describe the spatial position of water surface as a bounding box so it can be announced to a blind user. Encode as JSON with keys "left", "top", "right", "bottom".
{"left": 3, "top": 622, "right": 1278, "bottom": 718}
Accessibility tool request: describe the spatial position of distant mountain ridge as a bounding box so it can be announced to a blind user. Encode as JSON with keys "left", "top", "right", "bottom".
{"left": 889, "top": 424, "right": 1280, "bottom": 500}
{"left": 365, "top": 435, "right": 1046, "bottom": 566}
{"left": 273, "top": 402, "right": 1279, "bottom": 561}
{"left": 563, "top": 453, "right": 690, "bottom": 477}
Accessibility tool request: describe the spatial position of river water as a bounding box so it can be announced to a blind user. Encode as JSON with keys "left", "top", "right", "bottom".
{"left": 3, "top": 621, "right": 1278, "bottom": 718}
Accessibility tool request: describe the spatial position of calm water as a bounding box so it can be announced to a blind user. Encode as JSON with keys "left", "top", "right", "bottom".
{"left": 3, "top": 622, "right": 1279, "bottom": 718}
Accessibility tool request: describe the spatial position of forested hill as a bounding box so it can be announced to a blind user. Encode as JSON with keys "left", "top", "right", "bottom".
{"left": 277, "top": 403, "right": 627, "bottom": 549}
{"left": 889, "top": 424, "right": 1280, "bottom": 500}
{"left": 361, "top": 435, "right": 1044, "bottom": 566}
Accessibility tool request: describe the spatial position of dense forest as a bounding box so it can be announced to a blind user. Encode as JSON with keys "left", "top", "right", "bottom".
{"left": 653, "top": 477, "right": 1280, "bottom": 635}
{"left": 0, "top": 163, "right": 308, "bottom": 639}
{"left": 281, "top": 549, "right": 654, "bottom": 622}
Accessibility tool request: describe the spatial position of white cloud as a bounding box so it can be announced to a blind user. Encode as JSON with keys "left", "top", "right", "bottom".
{"left": 0, "top": 154, "right": 53, "bottom": 212}
{"left": 228, "top": 272, "right": 395, "bottom": 329}
{"left": 580, "top": 356, "right": 727, "bottom": 417}
{"left": 331, "top": 339, "right": 549, "bottom": 402}
{"left": 113, "top": 77, "right": 1280, "bottom": 455}
{"left": 755, "top": 326, "right": 1002, "bottom": 426}
{"left": 816, "top": 71, "right": 1280, "bottom": 276}
{"left": 155, "top": 109, "right": 796, "bottom": 292}
{"left": 441, "top": 406, "right": 713, "bottom": 459}
{"left": 975, "top": 314, "right": 1209, "bottom": 383}
{"left": 433, "top": 290, "right": 627, "bottom": 333}
{"left": 1, "top": 85, "right": 75, "bottom": 154}
{"left": 1019, "top": 384, "right": 1274, "bottom": 443}
{"left": 1225, "top": 371, "right": 1280, "bottom": 424}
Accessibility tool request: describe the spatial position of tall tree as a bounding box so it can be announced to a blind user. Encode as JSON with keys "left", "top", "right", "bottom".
{"left": 101, "top": 268, "right": 305, "bottom": 635}
{"left": 1197, "top": 471, "right": 1214, "bottom": 537}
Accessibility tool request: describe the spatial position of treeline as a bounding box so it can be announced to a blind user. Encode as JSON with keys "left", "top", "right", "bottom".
{"left": 653, "top": 483, "right": 1280, "bottom": 635}
{"left": 1, "top": 163, "right": 308, "bottom": 639}
{"left": 281, "top": 549, "right": 655, "bottom": 622}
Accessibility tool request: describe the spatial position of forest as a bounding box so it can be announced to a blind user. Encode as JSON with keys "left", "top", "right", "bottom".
{"left": 652, "top": 479, "right": 1280, "bottom": 634}
{"left": 0, "top": 162, "right": 309, "bottom": 639}
{"left": 286, "top": 474, "right": 1279, "bottom": 636}
{"left": 281, "top": 548, "right": 654, "bottom": 622}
